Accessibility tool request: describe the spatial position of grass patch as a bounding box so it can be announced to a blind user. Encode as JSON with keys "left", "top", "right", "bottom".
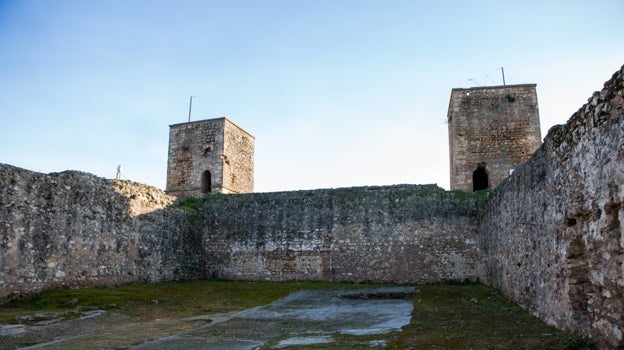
{"left": 387, "top": 283, "right": 595, "bottom": 349}
{"left": 0, "top": 280, "right": 384, "bottom": 323}
{"left": 173, "top": 192, "right": 226, "bottom": 213}
{"left": 173, "top": 196, "right": 205, "bottom": 213}
{"left": 447, "top": 189, "right": 491, "bottom": 198}
{"left": 0, "top": 281, "right": 596, "bottom": 349}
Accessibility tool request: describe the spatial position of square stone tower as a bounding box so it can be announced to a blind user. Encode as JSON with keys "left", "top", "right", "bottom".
{"left": 447, "top": 84, "right": 541, "bottom": 191}
{"left": 166, "top": 117, "right": 254, "bottom": 197}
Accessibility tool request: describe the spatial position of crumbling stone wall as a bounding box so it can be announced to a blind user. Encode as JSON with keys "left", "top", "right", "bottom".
{"left": 479, "top": 65, "right": 624, "bottom": 349}
{"left": 1, "top": 164, "right": 482, "bottom": 302}
{"left": 0, "top": 165, "right": 201, "bottom": 301}
{"left": 199, "top": 185, "right": 483, "bottom": 284}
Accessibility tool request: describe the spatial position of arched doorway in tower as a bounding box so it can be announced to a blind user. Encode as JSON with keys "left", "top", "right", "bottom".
{"left": 201, "top": 170, "right": 212, "bottom": 194}
{"left": 472, "top": 162, "right": 489, "bottom": 191}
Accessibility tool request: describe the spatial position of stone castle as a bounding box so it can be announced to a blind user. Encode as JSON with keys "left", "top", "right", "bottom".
{"left": 1, "top": 65, "right": 623, "bottom": 348}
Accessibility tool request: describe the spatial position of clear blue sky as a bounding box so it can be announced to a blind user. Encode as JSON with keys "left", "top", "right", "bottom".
{"left": 1, "top": 0, "right": 622, "bottom": 192}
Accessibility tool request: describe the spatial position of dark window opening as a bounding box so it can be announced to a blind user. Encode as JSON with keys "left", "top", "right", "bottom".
{"left": 201, "top": 170, "right": 212, "bottom": 194}
{"left": 472, "top": 162, "right": 489, "bottom": 192}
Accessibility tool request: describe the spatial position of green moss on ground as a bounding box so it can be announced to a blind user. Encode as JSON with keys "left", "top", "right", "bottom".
{"left": 387, "top": 283, "right": 595, "bottom": 350}
{"left": 0, "top": 280, "right": 383, "bottom": 323}
{"left": 0, "top": 281, "right": 596, "bottom": 349}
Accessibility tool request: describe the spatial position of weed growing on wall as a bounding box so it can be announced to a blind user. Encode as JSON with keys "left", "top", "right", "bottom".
{"left": 173, "top": 192, "right": 223, "bottom": 214}
{"left": 174, "top": 196, "right": 205, "bottom": 214}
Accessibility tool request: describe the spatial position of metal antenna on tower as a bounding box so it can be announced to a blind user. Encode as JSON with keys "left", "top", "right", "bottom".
{"left": 188, "top": 96, "right": 194, "bottom": 123}
{"left": 500, "top": 67, "right": 506, "bottom": 86}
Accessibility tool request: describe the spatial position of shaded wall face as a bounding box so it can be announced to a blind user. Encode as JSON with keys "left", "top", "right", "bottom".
{"left": 222, "top": 120, "right": 254, "bottom": 194}
{"left": 199, "top": 185, "right": 483, "bottom": 284}
{"left": 0, "top": 166, "right": 200, "bottom": 301}
{"left": 479, "top": 66, "right": 624, "bottom": 349}
{"left": 448, "top": 85, "right": 541, "bottom": 191}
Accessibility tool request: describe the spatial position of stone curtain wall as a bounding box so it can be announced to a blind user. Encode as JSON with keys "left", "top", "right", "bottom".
{"left": 0, "top": 165, "right": 201, "bottom": 301}
{"left": 479, "top": 66, "right": 624, "bottom": 349}
{"left": 0, "top": 165, "right": 482, "bottom": 302}
{"left": 200, "top": 185, "right": 483, "bottom": 284}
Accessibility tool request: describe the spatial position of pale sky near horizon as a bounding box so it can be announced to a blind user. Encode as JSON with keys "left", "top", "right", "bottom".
{"left": 1, "top": 0, "right": 623, "bottom": 192}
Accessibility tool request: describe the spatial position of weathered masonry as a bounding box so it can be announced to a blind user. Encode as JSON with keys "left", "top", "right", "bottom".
{"left": 166, "top": 117, "right": 255, "bottom": 197}
{"left": 199, "top": 185, "right": 482, "bottom": 284}
{"left": 1, "top": 65, "right": 623, "bottom": 348}
{"left": 448, "top": 84, "right": 542, "bottom": 191}
{"left": 0, "top": 170, "right": 481, "bottom": 298}
{"left": 479, "top": 67, "right": 624, "bottom": 349}
{"left": 0, "top": 169, "right": 201, "bottom": 299}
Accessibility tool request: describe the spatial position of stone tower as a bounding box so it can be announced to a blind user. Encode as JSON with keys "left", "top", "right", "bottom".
{"left": 447, "top": 84, "right": 541, "bottom": 191}
{"left": 166, "top": 117, "right": 254, "bottom": 197}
